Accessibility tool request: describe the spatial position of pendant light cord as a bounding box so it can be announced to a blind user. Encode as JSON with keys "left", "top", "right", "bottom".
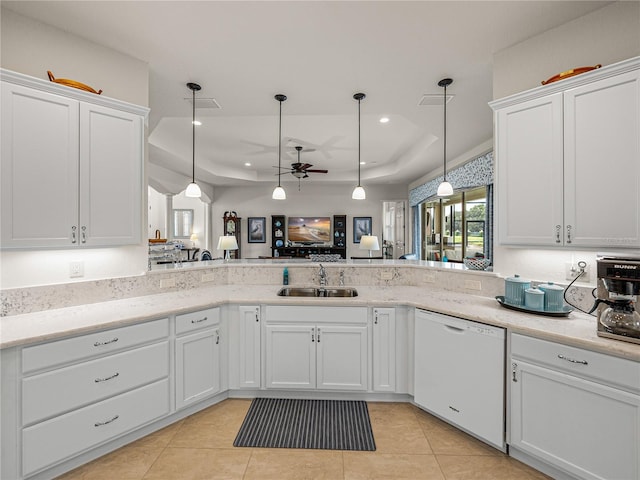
{"left": 278, "top": 99, "right": 282, "bottom": 188}
{"left": 357, "top": 96, "right": 361, "bottom": 186}
{"left": 443, "top": 82, "right": 447, "bottom": 181}
{"left": 192, "top": 87, "right": 196, "bottom": 183}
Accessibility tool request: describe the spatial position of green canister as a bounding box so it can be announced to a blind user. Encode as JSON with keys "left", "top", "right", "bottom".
{"left": 505, "top": 274, "right": 530, "bottom": 306}
{"left": 524, "top": 287, "right": 545, "bottom": 311}
{"left": 538, "top": 282, "right": 565, "bottom": 311}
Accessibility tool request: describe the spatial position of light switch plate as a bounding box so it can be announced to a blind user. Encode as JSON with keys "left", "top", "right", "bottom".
{"left": 69, "top": 261, "right": 84, "bottom": 278}
{"left": 202, "top": 273, "right": 215, "bottom": 282}
{"left": 160, "top": 277, "right": 176, "bottom": 288}
{"left": 380, "top": 271, "right": 393, "bottom": 280}
{"left": 464, "top": 279, "right": 482, "bottom": 291}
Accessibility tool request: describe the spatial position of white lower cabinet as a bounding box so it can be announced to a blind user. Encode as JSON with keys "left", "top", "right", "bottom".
{"left": 228, "top": 305, "right": 261, "bottom": 389}
{"left": 372, "top": 307, "right": 396, "bottom": 392}
{"left": 175, "top": 307, "right": 222, "bottom": 409}
{"left": 264, "top": 306, "right": 368, "bottom": 391}
{"left": 414, "top": 310, "right": 505, "bottom": 449}
{"left": 510, "top": 334, "right": 640, "bottom": 480}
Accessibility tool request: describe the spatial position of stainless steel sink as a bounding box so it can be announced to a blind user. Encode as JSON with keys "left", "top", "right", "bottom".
{"left": 277, "top": 287, "right": 358, "bottom": 297}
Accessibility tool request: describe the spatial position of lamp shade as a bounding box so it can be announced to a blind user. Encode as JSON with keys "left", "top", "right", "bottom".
{"left": 352, "top": 185, "right": 366, "bottom": 200}
{"left": 217, "top": 235, "right": 238, "bottom": 251}
{"left": 185, "top": 182, "right": 202, "bottom": 198}
{"left": 272, "top": 185, "right": 286, "bottom": 200}
{"left": 436, "top": 180, "right": 454, "bottom": 197}
{"left": 359, "top": 235, "right": 380, "bottom": 251}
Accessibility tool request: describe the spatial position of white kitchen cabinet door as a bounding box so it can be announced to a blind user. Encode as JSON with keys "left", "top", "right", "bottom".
{"left": 372, "top": 308, "right": 396, "bottom": 392}
{"left": 79, "top": 103, "right": 142, "bottom": 246}
{"left": 511, "top": 360, "right": 640, "bottom": 480}
{"left": 1, "top": 82, "right": 80, "bottom": 248}
{"left": 495, "top": 93, "right": 564, "bottom": 246}
{"left": 563, "top": 69, "right": 640, "bottom": 248}
{"left": 316, "top": 325, "right": 368, "bottom": 391}
{"left": 265, "top": 324, "right": 316, "bottom": 389}
{"left": 237, "top": 305, "right": 261, "bottom": 389}
{"left": 175, "top": 327, "right": 221, "bottom": 409}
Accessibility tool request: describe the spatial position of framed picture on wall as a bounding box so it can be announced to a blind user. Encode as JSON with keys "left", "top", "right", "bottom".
{"left": 353, "top": 217, "right": 372, "bottom": 243}
{"left": 248, "top": 217, "right": 266, "bottom": 243}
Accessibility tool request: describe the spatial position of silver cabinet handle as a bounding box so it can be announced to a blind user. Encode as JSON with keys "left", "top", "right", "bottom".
{"left": 94, "top": 415, "right": 119, "bottom": 427}
{"left": 555, "top": 225, "right": 561, "bottom": 243}
{"left": 94, "top": 337, "right": 118, "bottom": 347}
{"left": 71, "top": 226, "right": 77, "bottom": 244}
{"left": 191, "top": 316, "right": 208, "bottom": 324}
{"left": 311, "top": 328, "right": 315, "bottom": 343}
{"left": 81, "top": 225, "right": 87, "bottom": 244}
{"left": 95, "top": 372, "right": 119, "bottom": 383}
{"left": 512, "top": 362, "right": 518, "bottom": 382}
{"left": 317, "top": 327, "right": 321, "bottom": 343}
{"left": 558, "top": 354, "right": 588, "bottom": 365}
{"left": 448, "top": 405, "right": 460, "bottom": 413}
{"left": 216, "top": 330, "right": 220, "bottom": 345}
{"left": 255, "top": 308, "right": 260, "bottom": 322}
{"left": 566, "top": 225, "right": 572, "bottom": 244}
{"left": 374, "top": 310, "right": 378, "bottom": 325}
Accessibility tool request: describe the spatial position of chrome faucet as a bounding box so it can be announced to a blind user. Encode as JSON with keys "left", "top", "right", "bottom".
{"left": 339, "top": 270, "right": 345, "bottom": 286}
{"left": 318, "top": 264, "right": 327, "bottom": 287}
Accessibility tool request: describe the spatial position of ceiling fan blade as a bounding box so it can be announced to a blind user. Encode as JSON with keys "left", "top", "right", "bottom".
{"left": 299, "top": 163, "right": 313, "bottom": 170}
{"left": 305, "top": 169, "right": 328, "bottom": 174}
{"left": 272, "top": 165, "right": 291, "bottom": 170}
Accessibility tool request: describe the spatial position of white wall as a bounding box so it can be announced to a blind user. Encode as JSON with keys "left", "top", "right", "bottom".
{"left": 491, "top": 1, "right": 640, "bottom": 286}
{"left": 0, "top": 8, "right": 150, "bottom": 289}
{"left": 211, "top": 183, "right": 407, "bottom": 259}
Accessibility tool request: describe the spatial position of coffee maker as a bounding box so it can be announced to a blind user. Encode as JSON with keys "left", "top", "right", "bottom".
{"left": 592, "top": 255, "right": 640, "bottom": 344}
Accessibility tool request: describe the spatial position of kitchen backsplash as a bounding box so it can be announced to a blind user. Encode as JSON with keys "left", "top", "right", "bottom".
{"left": 0, "top": 262, "right": 596, "bottom": 316}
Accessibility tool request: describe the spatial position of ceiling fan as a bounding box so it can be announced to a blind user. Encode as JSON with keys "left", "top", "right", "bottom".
{"left": 275, "top": 146, "right": 328, "bottom": 179}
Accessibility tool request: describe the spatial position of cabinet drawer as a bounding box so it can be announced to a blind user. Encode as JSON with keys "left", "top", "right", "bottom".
{"left": 22, "top": 378, "right": 169, "bottom": 476}
{"left": 22, "top": 318, "right": 169, "bottom": 373}
{"left": 512, "top": 334, "right": 640, "bottom": 393}
{"left": 23, "top": 341, "right": 169, "bottom": 425}
{"left": 265, "top": 306, "right": 368, "bottom": 324}
{"left": 176, "top": 307, "right": 220, "bottom": 335}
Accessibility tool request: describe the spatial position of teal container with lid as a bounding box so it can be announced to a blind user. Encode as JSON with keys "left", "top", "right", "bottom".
{"left": 524, "top": 287, "right": 545, "bottom": 311}
{"left": 538, "top": 282, "right": 565, "bottom": 311}
{"left": 505, "top": 274, "right": 530, "bottom": 306}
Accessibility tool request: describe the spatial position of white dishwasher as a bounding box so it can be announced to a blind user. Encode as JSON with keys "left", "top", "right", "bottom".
{"left": 414, "top": 309, "right": 505, "bottom": 449}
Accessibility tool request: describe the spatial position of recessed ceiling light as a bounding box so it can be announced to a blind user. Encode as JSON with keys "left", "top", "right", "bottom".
{"left": 379, "top": 117, "right": 390, "bottom": 124}
{"left": 360, "top": 161, "right": 366, "bottom": 165}
{"left": 244, "top": 162, "right": 251, "bottom": 167}
{"left": 192, "top": 120, "right": 202, "bottom": 126}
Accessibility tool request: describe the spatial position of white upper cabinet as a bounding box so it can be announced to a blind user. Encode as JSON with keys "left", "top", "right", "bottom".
{"left": 491, "top": 57, "right": 640, "bottom": 248}
{"left": 1, "top": 69, "right": 148, "bottom": 249}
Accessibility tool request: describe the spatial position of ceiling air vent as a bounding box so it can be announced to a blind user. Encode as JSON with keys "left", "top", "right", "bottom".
{"left": 185, "top": 97, "right": 222, "bottom": 109}
{"left": 418, "top": 93, "right": 454, "bottom": 106}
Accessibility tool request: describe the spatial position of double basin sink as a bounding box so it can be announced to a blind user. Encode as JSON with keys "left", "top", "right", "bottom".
{"left": 277, "top": 287, "right": 358, "bottom": 298}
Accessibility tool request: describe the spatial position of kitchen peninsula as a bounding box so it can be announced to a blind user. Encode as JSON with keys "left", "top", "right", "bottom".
{"left": 2, "top": 260, "right": 638, "bottom": 480}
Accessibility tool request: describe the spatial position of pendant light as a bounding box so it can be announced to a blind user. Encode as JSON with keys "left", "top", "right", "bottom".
{"left": 436, "top": 78, "right": 454, "bottom": 197}
{"left": 185, "top": 82, "right": 202, "bottom": 198}
{"left": 272, "top": 94, "right": 287, "bottom": 200}
{"left": 352, "top": 92, "right": 366, "bottom": 200}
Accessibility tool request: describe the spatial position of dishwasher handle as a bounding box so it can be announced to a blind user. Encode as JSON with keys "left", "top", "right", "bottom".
{"left": 444, "top": 324, "right": 466, "bottom": 334}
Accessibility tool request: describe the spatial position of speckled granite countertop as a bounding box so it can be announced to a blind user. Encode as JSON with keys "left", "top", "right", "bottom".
{"left": 1, "top": 285, "right": 638, "bottom": 361}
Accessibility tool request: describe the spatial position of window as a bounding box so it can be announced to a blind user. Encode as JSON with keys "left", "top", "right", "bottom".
{"left": 418, "top": 187, "right": 490, "bottom": 263}
{"left": 172, "top": 209, "right": 194, "bottom": 239}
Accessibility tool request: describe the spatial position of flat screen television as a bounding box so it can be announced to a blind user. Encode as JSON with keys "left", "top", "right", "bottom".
{"left": 287, "top": 216, "right": 332, "bottom": 244}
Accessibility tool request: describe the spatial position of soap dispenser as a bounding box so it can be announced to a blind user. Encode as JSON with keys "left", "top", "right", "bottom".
{"left": 283, "top": 267, "right": 289, "bottom": 285}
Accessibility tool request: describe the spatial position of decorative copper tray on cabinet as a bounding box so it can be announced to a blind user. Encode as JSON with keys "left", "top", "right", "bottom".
{"left": 541, "top": 65, "right": 601, "bottom": 85}
{"left": 47, "top": 71, "right": 103, "bottom": 94}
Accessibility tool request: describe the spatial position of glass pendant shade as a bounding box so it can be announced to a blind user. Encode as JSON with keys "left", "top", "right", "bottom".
{"left": 437, "top": 180, "right": 453, "bottom": 197}
{"left": 272, "top": 185, "right": 286, "bottom": 200}
{"left": 352, "top": 185, "right": 366, "bottom": 200}
{"left": 185, "top": 182, "right": 202, "bottom": 198}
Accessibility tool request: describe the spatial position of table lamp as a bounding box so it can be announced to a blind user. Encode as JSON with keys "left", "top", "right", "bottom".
{"left": 217, "top": 235, "right": 238, "bottom": 261}
{"left": 359, "top": 235, "right": 380, "bottom": 258}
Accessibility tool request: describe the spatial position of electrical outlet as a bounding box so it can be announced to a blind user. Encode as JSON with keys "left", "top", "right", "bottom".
{"left": 565, "top": 262, "right": 589, "bottom": 281}
{"left": 201, "top": 273, "right": 215, "bottom": 282}
{"left": 69, "top": 261, "right": 84, "bottom": 278}
{"left": 422, "top": 272, "right": 436, "bottom": 283}
{"left": 160, "top": 277, "right": 176, "bottom": 288}
{"left": 464, "top": 279, "right": 482, "bottom": 291}
{"left": 380, "top": 271, "right": 393, "bottom": 280}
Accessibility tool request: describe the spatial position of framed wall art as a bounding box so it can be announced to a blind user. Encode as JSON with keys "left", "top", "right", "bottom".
{"left": 248, "top": 217, "right": 266, "bottom": 243}
{"left": 353, "top": 217, "right": 372, "bottom": 243}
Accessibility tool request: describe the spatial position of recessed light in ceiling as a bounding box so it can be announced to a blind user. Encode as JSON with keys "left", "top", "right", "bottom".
{"left": 418, "top": 93, "right": 454, "bottom": 106}
{"left": 192, "top": 120, "right": 202, "bottom": 126}
{"left": 360, "top": 161, "right": 366, "bottom": 165}
{"left": 379, "top": 117, "right": 390, "bottom": 123}
{"left": 244, "top": 162, "right": 251, "bottom": 167}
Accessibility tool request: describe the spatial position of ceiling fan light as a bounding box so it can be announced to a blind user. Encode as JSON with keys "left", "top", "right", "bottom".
{"left": 185, "top": 181, "right": 202, "bottom": 198}
{"left": 352, "top": 185, "right": 366, "bottom": 200}
{"left": 437, "top": 181, "right": 453, "bottom": 197}
{"left": 272, "top": 185, "right": 286, "bottom": 200}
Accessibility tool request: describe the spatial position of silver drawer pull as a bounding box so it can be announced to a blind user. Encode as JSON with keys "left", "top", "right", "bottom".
{"left": 94, "top": 337, "right": 119, "bottom": 347}
{"left": 95, "top": 372, "right": 119, "bottom": 383}
{"left": 448, "top": 405, "right": 460, "bottom": 413}
{"left": 558, "top": 354, "right": 588, "bottom": 365}
{"left": 94, "top": 414, "right": 119, "bottom": 427}
{"left": 191, "top": 316, "right": 208, "bottom": 324}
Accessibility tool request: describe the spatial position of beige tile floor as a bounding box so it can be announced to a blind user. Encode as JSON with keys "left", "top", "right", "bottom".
{"left": 56, "top": 399, "right": 551, "bottom": 480}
